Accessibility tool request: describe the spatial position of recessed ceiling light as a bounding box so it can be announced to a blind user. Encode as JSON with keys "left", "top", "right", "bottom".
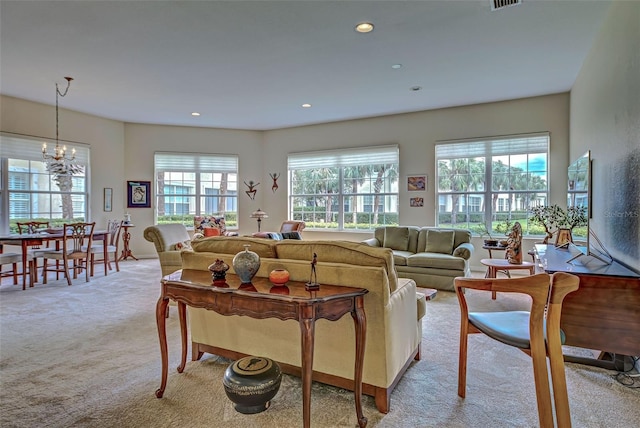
{"left": 302, "top": 103, "right": 312, "bottom": 108}
{"left": 391, "top": 64, "right": 402, "bottom": 69}
{"left": 355, "top": 22, "right": 374, "bottom": 33}
{"left": 191, "top": 112, "right": 201, "bottom": 116}
{"left": 410, "top": 86, "right": 422, "bottom": 92}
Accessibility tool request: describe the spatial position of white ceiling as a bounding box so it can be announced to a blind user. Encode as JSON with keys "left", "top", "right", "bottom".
{"left": 0, "top": 0, "right": 611, "bottom": 131}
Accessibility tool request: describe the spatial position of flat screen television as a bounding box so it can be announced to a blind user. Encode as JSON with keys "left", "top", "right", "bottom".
{"left": 566, "top": 150, "right": 612, "bottom": 264}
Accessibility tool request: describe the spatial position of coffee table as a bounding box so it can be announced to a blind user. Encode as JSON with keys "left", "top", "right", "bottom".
{"left": 155, "top": 269, "right": 369, "bottom": 428}
{"left": 480, "top": 258, "right": 536, "bottom": 299}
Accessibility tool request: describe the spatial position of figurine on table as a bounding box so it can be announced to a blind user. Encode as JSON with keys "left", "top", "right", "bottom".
{"left": 305, "top": 252, "right": 320, "bottom": 291}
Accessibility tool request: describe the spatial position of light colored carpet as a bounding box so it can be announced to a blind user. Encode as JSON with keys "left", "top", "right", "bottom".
{"left": 1, "top": 259, "right": 638, "bottom": 427}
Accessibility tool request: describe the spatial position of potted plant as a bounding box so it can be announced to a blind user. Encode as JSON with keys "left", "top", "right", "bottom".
{"left": 474, "top": 222, "right": 498, "bottom": 247}
{"left": 495, "top": 219, "right": 513, "bottom": 246}
{"left": 528, "top": 204, "right": 588, "bottom": 244}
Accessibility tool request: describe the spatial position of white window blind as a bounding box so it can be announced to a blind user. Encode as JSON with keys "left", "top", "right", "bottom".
{"left": 1, "top": 132, "right": 90, "bottom": 165}
{"left": 436, "top": 133, "right": 549, "bottom": 159}
{"left": 288, "top": 144, "right": 398, "bottom": 170}
{"left": 155, "top": 152, "right": 238, "bottom": 172}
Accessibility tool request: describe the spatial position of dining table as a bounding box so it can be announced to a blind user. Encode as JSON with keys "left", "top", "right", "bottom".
{"left": 0, "top": 228, "right": 109, "bottom": 289}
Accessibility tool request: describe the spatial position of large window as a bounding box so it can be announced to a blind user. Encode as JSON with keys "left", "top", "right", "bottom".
{"left": 154, "top": 152, "right": 238, "bottom": 228}
{"left": 435, "top": 133, "right": 549, "bottom": 236}
{"left": 1, "top": 133, "right": 89, "bottom": 234}
{"left": 288, "top": 145, "right": 399, "bottom": 230}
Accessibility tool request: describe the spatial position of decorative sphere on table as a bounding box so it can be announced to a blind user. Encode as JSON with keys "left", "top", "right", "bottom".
{"left": 223, "top": 356, "right": 282, "bottom": 414}
{"left": 269, "top": 268, "right": 290, "bottom": 286}
{"left": 232, "top": 244, "right": 260, "bottom": 283}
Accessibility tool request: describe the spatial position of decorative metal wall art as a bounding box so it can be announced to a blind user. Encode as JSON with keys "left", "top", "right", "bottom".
{"left": 244, "top": 180, "right": 259, "bottom": 200}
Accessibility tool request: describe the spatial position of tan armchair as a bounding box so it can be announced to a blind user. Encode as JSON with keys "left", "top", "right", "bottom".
{"left": 143, "top": 224, "right": 191, "bottom": 276}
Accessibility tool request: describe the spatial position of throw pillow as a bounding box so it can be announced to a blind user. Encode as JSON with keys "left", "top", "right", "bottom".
{"left": 194, "top": 216, "right": 227, "bottom": 235}
{"left": 203, "top": 227, "right": 221, "bottom": 237}
{"left": 425, "top": 230, "right": 455, "bottom": 254}
{"left": 173, "top": 240, "right": 192, "bottom": 251}
{"left": 384, "top": 227, "right": 410, "bottom": 251}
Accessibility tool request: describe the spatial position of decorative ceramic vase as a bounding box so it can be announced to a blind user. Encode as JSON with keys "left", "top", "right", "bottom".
{"left": 209, "top": 259, "right": 230, "bottom": 282}
{"left": 269, "top": 269, "right": 290, "bottom": 286}
{"left": 223, "top": 356, "right": 282, "bottom": 414}
{"left": 232, "top": 245, "right": 260, "bottom": 283}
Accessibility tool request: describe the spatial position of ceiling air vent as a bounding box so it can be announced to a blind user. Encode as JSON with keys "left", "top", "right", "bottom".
{"left": 491, "top": 0, "right": 522, "bottom": 11}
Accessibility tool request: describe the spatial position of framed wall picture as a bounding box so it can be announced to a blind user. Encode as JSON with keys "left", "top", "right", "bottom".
{"left": 407, "top": 175, "right": 427, "bottom": 191}
{"left": 127, "top": 181, "right": 151, "bottom": 208}
{"left": 410, "top": 197, "right": 424, "bottom": 207}
{"left": 103, "top": 188, "right": 113, "bottom": 212}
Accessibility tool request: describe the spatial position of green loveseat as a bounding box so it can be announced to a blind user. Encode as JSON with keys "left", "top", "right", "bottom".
{"left": 362, "top": 226, "right": 473, "bottom": 291}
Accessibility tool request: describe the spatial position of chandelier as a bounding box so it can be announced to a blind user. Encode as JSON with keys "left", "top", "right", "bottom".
{"left": 42, "top": 76, "right": 82, "bottom": 175}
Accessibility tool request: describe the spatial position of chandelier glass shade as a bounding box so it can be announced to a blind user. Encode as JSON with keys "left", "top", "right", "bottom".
{"left": 42, "top": 76, "right": 82, "bottom": 176}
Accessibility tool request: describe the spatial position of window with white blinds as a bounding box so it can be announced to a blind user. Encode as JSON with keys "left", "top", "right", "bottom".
{"left": 154, "top": 152, "right": 239, "bottom": 227}
{"left": 288, "top": 145, "right": 399, "bottom": 230}
{"left": 435, "top": 133, "right": 549, "bottom": 236}
{"left": 0, "top": 132, "right": 90, "bottom": 233}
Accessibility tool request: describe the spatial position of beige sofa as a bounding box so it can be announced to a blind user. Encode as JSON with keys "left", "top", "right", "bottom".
{"left": 180, "top": 236, "right": 427, "bottom": 413}
{"left": 362, "top": 226, "right": 473, "bottom": 291}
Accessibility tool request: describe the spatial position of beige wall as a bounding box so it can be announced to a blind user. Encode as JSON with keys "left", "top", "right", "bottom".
{"left": 264, "top": 94, "right": 570, "bottom": 269}
{"left": 570, "top": 1, "right": 640, "bottom": 269}
{"left": 123, "top": 123, "right": 263, "bottom": 257}
{"left": 0, "top": 95, "right": 126, "bottom": 229}
{"left": 1, "top": 92, "right": 570, "bottom": 268}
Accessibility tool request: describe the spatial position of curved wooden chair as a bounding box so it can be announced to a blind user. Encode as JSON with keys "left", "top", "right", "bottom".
{"left": 39, "top": 222, "right": 95, "bottom": 286}
{"left": 455, "top": 272, "right": 580, "bottom": 427}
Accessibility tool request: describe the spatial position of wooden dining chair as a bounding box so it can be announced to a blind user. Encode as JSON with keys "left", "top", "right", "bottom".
{"left": 87, "top": 220, "right": 122, "bottom": 276}
{"left": 454, "top": 272, "right": 580, "bottom": 428}
{"left": 16, "top": 221, "right": 51, "bottom": 281}
{"left": 39, "top": 222, "right": 95, "bottom": 286}
{"left": 0, "top": 252, "right": 35, "bottom": 289}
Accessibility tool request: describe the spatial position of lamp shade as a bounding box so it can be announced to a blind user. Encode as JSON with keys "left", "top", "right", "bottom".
{"left": 250, "top": 209, "right": 268, "bottom": 219}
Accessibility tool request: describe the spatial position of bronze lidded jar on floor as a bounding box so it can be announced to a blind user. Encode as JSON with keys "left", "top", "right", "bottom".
{"left": 223, "top": 356, "right": 282, "bottom": 414}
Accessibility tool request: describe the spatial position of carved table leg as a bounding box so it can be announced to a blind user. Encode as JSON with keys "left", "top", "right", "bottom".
{"left": 352, "top": 296, "right": 368, "bottom": 428}
{"left": 177, "top": 301, "right": 188, "bottom": 373}
{"left": 155, "top": 297, "right": 170, "bottom": 398}
{"left": 300, "top": 316, "right": 315, "bottom": 428}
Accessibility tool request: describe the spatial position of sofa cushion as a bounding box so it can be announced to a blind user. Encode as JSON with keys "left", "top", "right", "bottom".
{"left": 391, "top": 250, "right": 413, "bottom": 266}
{"left": 384, "top": 227, "right": 409, "bottom": 251}
{"left": 406, "top": 252, "right": 467, "bottom": 270}
{"left": 191, "top": 237, "right": 277, "bottom": 258}
{"left": 424, "top": 229, "right": 454, "bottom": 254}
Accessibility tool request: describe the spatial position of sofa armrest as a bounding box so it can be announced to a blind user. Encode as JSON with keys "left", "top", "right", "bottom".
{"left": 361, "top": 237, "right": 381, "bottom": 247}
{"left": 453, "top": 242, "right": 474, "bottom": 260}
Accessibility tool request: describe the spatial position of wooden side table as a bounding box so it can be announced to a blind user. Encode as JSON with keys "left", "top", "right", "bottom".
{"left": 118, "top": 223, "right": 138, "bottom": 261}
{"left": 156, "top": 270, "right": 369, "bottom": 428}
{"left": 480, "top": 258, "right": 535, "bottom": 299}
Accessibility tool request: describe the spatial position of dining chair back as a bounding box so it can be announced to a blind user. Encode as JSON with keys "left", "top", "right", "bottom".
{"left": 16, "top": 221, "right": 51, "bottom": 280}
{"left": 454, "top": 272, "right": 580, "bottom": 427}
{"left": 87, "top": 220, "right": 122, "bottom": 276}
{"left": 39, "top": 222, "right": 96, "bottom": 286}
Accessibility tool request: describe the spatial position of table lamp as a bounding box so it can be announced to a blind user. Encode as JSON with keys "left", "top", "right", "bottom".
{"left": 250, "top": 209, "right": 268, "bottom": 232}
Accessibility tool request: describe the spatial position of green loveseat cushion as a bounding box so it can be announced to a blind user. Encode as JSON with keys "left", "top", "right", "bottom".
{"left": 424, "top": 229, "right": 454, "bottom": 254}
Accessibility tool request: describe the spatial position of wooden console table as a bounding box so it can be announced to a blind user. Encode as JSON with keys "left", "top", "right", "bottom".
{"left": 535, "top": 244, "right": 640, "bottom": 370}
{"left": 155, "top": 269, "right": 369, "bottom": 428}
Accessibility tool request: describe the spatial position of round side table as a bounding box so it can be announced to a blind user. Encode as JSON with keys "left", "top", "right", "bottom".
{"left": 480, "top": 258, "right": 536, "bottom": 299}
